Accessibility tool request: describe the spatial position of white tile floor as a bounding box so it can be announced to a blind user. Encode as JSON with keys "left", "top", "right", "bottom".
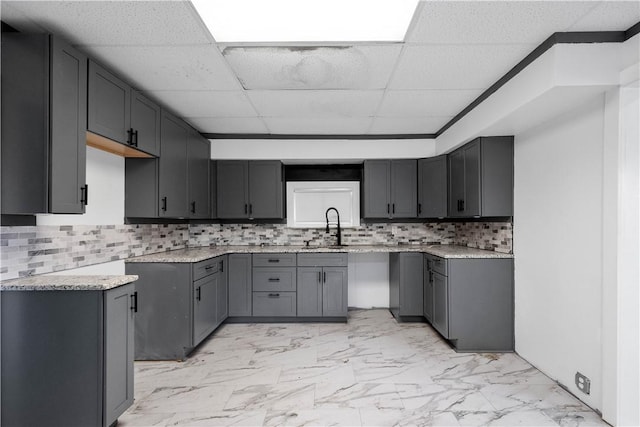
{"left": 119, "top": 309, "right": 607, "bottom": 427}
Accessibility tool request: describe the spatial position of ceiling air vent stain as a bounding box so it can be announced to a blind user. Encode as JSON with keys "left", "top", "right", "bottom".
{"left": 222, "top": 46, "right": 371, "bottom": 90}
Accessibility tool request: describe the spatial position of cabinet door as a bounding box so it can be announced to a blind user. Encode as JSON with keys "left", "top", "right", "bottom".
{"left": 188, "top": 132, "right": 210, "bottom": 218}
{"left": 363, "top": 160, "right": 391, "bottom": 218}
{"left": 432, "top": 272, "right": 449, "bottom": 338}
{"left": 217, "top": 161, "right": 248, "bottom": 218}
{"left": 399, "top": 253, "right": 423, "bottom": 316}
{"left": 50, "top": 36, "right": 87, "bottom": 214}
{"left": 418, "top": 156, "right": 447, "bottom": 218}
{"left": 216, "top": 257, "right": 228, "bottom": 325}
{"left": 323, "top": 267, "right": 348, "bottom": 317}
{"left": 104, "top": 283, "right": 135, "bottom": 427}
{"left": 297, "top": 267, "right": 322, "bottom": 317}
{"left": 88, "top": 60, "right": 130, "bottom": 144}
{"left": 448, "top": 149, "right": 465, "bottom": 217}
{"left": 228, "top": 254, "right": 252, "bottom": 316}
{"left": 390, "top": 160, "right": 417, "bottom": 218}
{"left": 462, "top": 141, "right": 481, "bottom": 216}
{"left": 423, "top": 256, "right": 433, "bottom": 322}
{"left": 131, "top": 91, "right": 161, "bottom": 156}
{"left": 193, "top": 275, "right": 218, "bottom": 345}
{"left": 159, "top": 111, "right": 188, "bottom": 217}
{"left": 249, "top": 161, "right": 283, "bottom": 219}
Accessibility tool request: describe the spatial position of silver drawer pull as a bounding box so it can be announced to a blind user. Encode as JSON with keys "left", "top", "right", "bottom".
{"left": 268, "top": 278, "right": 280, "bottom": 282}
{"left": 268, "top": 293, "right": 280, "bottom": 298}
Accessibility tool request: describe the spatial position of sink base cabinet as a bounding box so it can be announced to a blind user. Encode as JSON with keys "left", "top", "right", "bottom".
{"left": 1, "top": 284, "right": 136, "bottom": 427}
{"left": 427, "top": 257, "right": 514, "bottom": 352}
{"left": 126, "top": 257, "right": 227, "bottom": 361}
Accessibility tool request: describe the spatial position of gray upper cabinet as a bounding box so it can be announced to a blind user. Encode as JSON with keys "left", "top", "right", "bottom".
{"left": 159, "top": 111, "right": 189, "bottom": 218}
{"left": 130, "top": 90, "right": 161, "bottom": 156}
{"left": 88, "top": 60, "right": 131, "bottom": 145}
{"left": 88, "top": 61, "right": 160, "bottom": 157}
{"left": 1, "top": 33, "right": 87, "bottom": 215}
{"left": 363, "top": 160, "right": 417, "bottom": 219}
{"left": 448, "top": 136, "right": 513, "bottom": 218}
{"left": 217, "top": 160, "right": 283, "bottom": 219}
{"left": 418, "top": 156, "right": 447, "bottom": 218}
{"left": 188, "top": 132, "right": 211, "bottom": 218}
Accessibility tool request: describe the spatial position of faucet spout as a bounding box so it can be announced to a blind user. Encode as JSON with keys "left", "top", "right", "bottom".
{"left": 325, "top": 207, "right": 342, "bottom": 246}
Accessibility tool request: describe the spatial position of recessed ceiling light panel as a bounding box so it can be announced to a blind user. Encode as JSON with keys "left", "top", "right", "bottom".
{"left": 191, "top": 0, "right": 419, "bottom": 43}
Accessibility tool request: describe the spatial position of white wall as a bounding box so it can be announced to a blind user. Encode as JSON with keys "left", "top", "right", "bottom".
{"left": 514, "top": 95, "right": 605, "bottom": 410}
{"left": 37, "top": 146, "right": 125, "bottom": 226}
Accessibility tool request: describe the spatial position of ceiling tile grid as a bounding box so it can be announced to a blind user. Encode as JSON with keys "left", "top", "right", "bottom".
{"left": 2, "top": 0, "right": 638, "bottom": 136}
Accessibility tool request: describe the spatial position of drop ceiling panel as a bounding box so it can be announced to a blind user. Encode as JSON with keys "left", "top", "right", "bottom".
{"left": 248, "top": 90, "right": 385, "bottom": 117}
{"left": 148, "top": 91, "right": 257, "bottom": 118}
{"left": 407, "top": 1, "right": 598, "bottom": 45}
{"left": 263, "top": 117, "right": 374, "bottom": 134}
{"left": 1, "top": 1, "right": 212, "bottom": 46}
{"left": 377, "top": 90, "right": 484, "bottom": 117}
{"left": 389, "top": 44, "right": 535, "bottom": 90}
{"left": 369, "top": 117, "right": 452, "bottom": 134}
{"left": 88, "top": 45, "right": 241, "bottom": 91}
{"left": 568, "top": 1, "right": 640, "bottom": 32}
{"left": 221, "top": 45, "right": 403, "bottom": 90}
{"left": 186, "top": 117, "right": 269, "bottom": 134}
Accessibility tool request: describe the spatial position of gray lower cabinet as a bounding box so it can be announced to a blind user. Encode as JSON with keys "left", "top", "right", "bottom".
{"left": 252, "top": 254, "right": 297, "bottom": 317}
{"left": 448, "top": 136, "right": 513, "bottom": 218}
{"left": 389, "top": 252, "right": 424, "bottom": 320}
{"left": 125, "top": 257, "right": 226, "bottom": 360}
{"left": 418, "top": 156, "right": 447, "bottom": 218}
{"left": 1, "top": 33, "right": 87, "bottom": 215}
{"left": 228, "top": 254, "right": 252, "bottom": 316}
{"left": 217, "top": 255, "right": 228, "bottom": 325}
{"left": 363, "top": 160, "right": 417, "bottom": 219}
{"left": 216, "top": 160, "right": 284, "bottom": 219}
{"left": 297, "top": 253, "right": 348, "bottom": 318}
{"left": 427, "top": 256, "right": 514, "bottom": 352}
{"left": 1, "top": 283, "right": 136, "bottom": 427}
{"left": 423, "top": 255, "right": 434, "bottom": 322}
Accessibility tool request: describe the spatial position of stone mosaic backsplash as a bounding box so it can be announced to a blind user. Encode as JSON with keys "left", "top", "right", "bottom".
{"left": 0, "top": 221, "right": 512, "bottom": 280}
{"left": 0, "top": 224, "right": 189, "bottom": 280}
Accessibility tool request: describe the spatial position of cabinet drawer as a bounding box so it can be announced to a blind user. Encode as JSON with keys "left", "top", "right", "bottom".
{"left": 297, "top": 253, "right": 348, "bottom": 267}
{"left": 193, "top": 257, "right": 220, "bottom": 281}
{"left": 431, "top": 256, "right": 447, "bottom": 276}
{"left": 252, "top": 267, "right": 296, "bottom": 292}
{"left": 252, "top": 292, "right": 296, "bottom": 317}
{"left": 252, "top": 253, "right": 297, "bottom": 267}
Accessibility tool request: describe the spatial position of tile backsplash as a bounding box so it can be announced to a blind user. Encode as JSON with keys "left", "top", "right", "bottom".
{"left": 1, "top": 221, "right": 512, "bottom": 280}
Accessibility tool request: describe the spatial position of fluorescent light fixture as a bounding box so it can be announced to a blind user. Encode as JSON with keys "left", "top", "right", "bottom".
{"left": 191, "top": 0, "right": 419, "bottom": 43}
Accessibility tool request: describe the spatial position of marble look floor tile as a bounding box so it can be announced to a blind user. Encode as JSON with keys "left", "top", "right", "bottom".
{"left": 200, "top": 366, "right": 282, "bottom": 386}
{"left": 185, "top": 349, "right": 256, "bottom": 368}
{"left": 315, "top": 382, "right": 404, "bottom": 410}
{"left": 359, "top": 408, "right": 461, "bottom": 427}
{"left": 278, "top": 363, "right": 356, "bottom": 384}
{"left": 353, "top": 360, "right": 434, "bottom": 384}
{"left": 164, "top": 410, "right": 267, "bottom": 426}
{"left": 479, "top": 384, "right": 586, "bottom": 412}
{"left": 263, "top": 409, "right": 362, "bottom": 426}
{"left": 224, "top": 383, "right": 315, "bottom": 411}
{"left": 454, "top": 410, "right": 559, "bottom": 426}
{"left": 542, "top": 408, "right": 610, "bottom": 426}
{"left": 130, "top": 385, "right": 235, "bottom": 413}
{"left": 248, "top": 346, "right": 318, "bottom": 368}
{"left": 117, "top": 411, "right": 175, "bottom": 426}
{"left": 396, "top": 383, "right": 495, "bottom": 412}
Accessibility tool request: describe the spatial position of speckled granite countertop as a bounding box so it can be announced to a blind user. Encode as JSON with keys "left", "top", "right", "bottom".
{"left": 0, "top": 275, "right": 139, "bottom": 291}
{"left": 126, "top": 245, "right": 512, "bottom": 263}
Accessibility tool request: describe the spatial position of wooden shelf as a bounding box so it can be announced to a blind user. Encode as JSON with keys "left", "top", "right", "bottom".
{"left": 86, "top": 131, "right": 154, "bottom": 158}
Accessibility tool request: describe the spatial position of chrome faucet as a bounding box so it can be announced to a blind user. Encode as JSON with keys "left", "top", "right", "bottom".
{"left": 325, "top": 207, "right": 342, "bottom": 246}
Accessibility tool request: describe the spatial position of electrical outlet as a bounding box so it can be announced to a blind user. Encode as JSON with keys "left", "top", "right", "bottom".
{"left": 575, "top": 372, "right": 591, "bottom": 395}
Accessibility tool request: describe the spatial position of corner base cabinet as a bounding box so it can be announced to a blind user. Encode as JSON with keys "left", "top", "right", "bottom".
{"left": 1, "top": 283, "right": 136, "bottom": 427}
{"left": 425, "top": 256, "right": 514, "bottom": 352}
{"left": 125, "top": 256, "right": 227, "bottom": 360}
{"left": 389, "top": 252, "right": 424, "bottom": 321}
